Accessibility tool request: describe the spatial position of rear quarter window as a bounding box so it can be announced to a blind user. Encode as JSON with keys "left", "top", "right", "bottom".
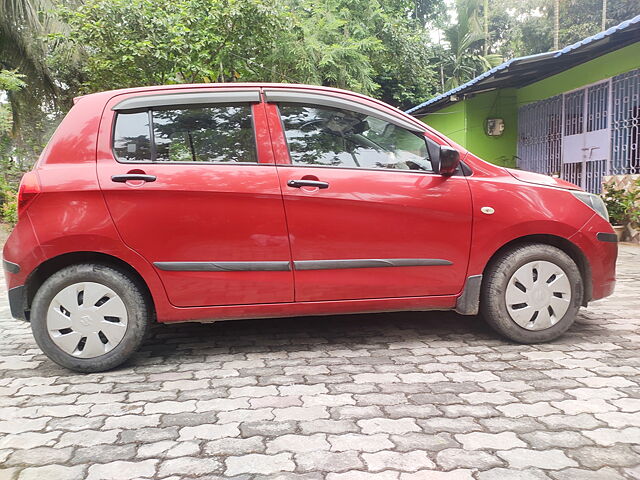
{"left": 113, "top": 111, "right": 151, "bottom": 162}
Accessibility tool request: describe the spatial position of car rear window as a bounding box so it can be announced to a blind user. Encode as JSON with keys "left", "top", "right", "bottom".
{"left": 113, "top": 104, "right": 257, "bottom": 164}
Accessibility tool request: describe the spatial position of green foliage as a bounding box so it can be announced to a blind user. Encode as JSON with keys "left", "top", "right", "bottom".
{"left": 60, "top": 0, "right": 283, "bottom": 89}
{"left": 0, "top": 181, "right": 17, "bottom": 225}
{"left": 58, "top": 0, "right": 442, "bottom": 109}
{"left": 0, "top": 163, "right": 20, "bottom": 225}
{"left": 558, "top": 0, "right": 639, "bottom": 46}
{"left": 0, "top": 70, "right": 26, "bottom": 92}
{"left": 488, "top": 0, "right": 640, "bottom": 59}
{"left": 602, "top": 179, "right": 640, "bottom": 227}
{"left": 439, "top": 0, "right": 503, "bottom": 90}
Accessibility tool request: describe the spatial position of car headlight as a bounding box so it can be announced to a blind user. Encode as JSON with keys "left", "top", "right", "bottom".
{"left": 571, "top": 191, "right": 609, "bottom": 221}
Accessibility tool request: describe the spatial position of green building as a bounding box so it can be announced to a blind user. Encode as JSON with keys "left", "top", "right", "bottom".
{"left": 407, "top": 15, "right": 640, "bottom": 193}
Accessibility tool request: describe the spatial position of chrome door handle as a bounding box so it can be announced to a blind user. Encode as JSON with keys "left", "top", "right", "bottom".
{"left": 287, "top": 180, "right": 329, "bottom": 189}
{"left": 111, "top": 174, "right": 157, "bottom": 183}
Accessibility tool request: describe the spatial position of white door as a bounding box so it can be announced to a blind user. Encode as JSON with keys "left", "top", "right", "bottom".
{"left": 561, "top": 81, "right": 611, "bottom": 192}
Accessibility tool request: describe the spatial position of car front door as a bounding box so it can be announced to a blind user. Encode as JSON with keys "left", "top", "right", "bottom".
{"left": 97, "top": 89, "right": 293, "bottom": 307}
{"left": 265, "top": 90, "right": 473, "bottom": 302}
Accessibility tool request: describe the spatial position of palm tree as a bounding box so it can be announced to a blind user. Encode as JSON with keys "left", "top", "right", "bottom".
{"left": 441, "top": 0, "right": 502, "bottom": 90}
{"left": 0, "top": 0, "right": 60, "bottom": 130}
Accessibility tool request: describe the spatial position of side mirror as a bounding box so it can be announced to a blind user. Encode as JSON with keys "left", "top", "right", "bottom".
{"left": 433, "top": 146, "right": 460, "bottom": 176}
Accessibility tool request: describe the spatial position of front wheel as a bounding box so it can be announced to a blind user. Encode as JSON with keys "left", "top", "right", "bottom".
{"left": 31, "top": 264, "right": 151, "bottom": 372}
{"left": 481, "top": 243, "right": 583, "bottom": 343}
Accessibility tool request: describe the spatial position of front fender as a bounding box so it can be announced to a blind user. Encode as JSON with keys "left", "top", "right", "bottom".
{"left": 466, "top": 176, "right": 595, "bottom": 278}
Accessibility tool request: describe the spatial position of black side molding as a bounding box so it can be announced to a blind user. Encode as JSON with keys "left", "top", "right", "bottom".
{"left": 455, "top": 274, "right": 483, "bottom": 316}
{"left": 596, "top": 232, "right": 618, "bottom": 243}
{"left": 154, "top": 261, "right": 291, "bottom": 272}
{"left": 294, "top": 258, "right": 453, "bottom": 270}
{"left": 3, "top": 259, "right": 20, "bottom": 274}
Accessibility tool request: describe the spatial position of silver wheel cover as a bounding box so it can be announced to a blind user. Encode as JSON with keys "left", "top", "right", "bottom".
{"left": 505, "top": 260, "right": 572, "bottom": 331}
{"left": 46, "top": 282, "right": 128, "bottom": 358}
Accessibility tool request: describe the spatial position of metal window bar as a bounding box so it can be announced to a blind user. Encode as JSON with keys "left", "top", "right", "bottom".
{"left": 587, "top": 82, "right": 609, "bottom": 132}
{"left": 612, "top": 68, "right": 640, "bottom": 175}
{"left": 517, "top": 95, "right": 562, "bottom": 176}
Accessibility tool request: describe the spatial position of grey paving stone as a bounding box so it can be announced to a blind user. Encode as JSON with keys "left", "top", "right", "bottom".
{"left": 158, "top": 457, "right": 221, "bottom": 477}
{"left": 538, "top": 413, "right": 605, "bottom": 429}
{"left": 295, "top": 450, "right": 364, "bottom": 472}
{"left": 71, "top": 444, "right": 137, "bottom": 464}
{"left": 120, "top": 426, "right": 179, "bottom": 443}
{"left": 418, "top": 416, "right": 482, "bottom": 434}
{"left": 549, "top": 467, "right": 627, "bottom": 480}
{"left": 520, "top": 431, "right": 593, "bottom": 449}
{"left": 160, "top": 412, "right": 217, "bottom": 427}
{"left": 205, "top": 437, "right": 264, "bottom": 456}
{"left": 327, "top": 471, "right": 399, "bottom": 480}
{"left": 363, "top": 450, "right": 435, "bottom": 472}
{"left": 400, "top": 470, "right": 475, "bottom": 479}
{"left": 137, "top": 440, "right": 199, "bottom": 459}
{"left": 497, "top": 449, "right": 578, "bottom": 469}
{"left": 240, "top": 421, "right": 298, "bottom": 438}
{"left": 329, "top": 433, "right": 394, "bottom": 452}
{"left": 18, "top": 465, "right": 85, "bottom": 480}
{"left": 436, "top": 448, "right": 503, "bottom": 470}
{"left": 5, "top": 447, "right": 74, "bottom": 467}
{"left": 382, "top": 404, "right": 440, "bottom": 419}
{"left": 455, "top": 431, "right": 525, "bottom": 450}
{"left": 566, "top": 445, "right": 640, "bottom": 468}
{"left": 331, "top": 405, "right": 385, "bottom": 420}
{"left": 299, "top": 419, "right": 359, "bottom": 434}
{"left": 476, "top": 469, "right": 550, "bottom": 480}
{"left": 358, "top": 418, "right": 420, "bottom": 434}
{"left": 478, "top": 417, "right": 544, "bottom": 434}
{"left": 440, "top": 404, "right": 500, "bottom": 418}
{"left": 225, "top": 453, "right": 295, "bottom": 476}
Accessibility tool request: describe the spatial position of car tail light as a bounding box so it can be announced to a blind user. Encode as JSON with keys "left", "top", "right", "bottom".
{"left": 17, "top": 171, "right": 41, "bottom": 217}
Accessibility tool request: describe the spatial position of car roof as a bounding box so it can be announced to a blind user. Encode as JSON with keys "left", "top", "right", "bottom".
{"left": 73, "top": 83, "right": 427, "bottom": 131}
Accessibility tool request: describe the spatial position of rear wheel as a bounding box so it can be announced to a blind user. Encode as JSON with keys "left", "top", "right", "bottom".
{"left": 31, "top": 264, "right": 150, "bottom": 372}
{"left": 481, "top": 243, "right": 583, "bottom": 343}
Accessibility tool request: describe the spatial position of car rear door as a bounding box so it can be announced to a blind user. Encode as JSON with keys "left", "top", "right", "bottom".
{"left": 96, "top": 88, "right": 293, "bottom": 307}
{"left": 264, "top": 89, "right": 473, "bottom": 302}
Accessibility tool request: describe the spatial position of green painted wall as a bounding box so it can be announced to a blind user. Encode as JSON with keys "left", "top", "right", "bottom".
{"left": 421, "top": 89, "right": 518, "bottom": 167}
{"left": 518, "top": 42, "right": 640, "bottom": 105}
{"left": 462, "top": 89, "right": 518, "bottom": 167}
{"left": 420, "top": 102, "right": 467, "bottom": 146}
{"left": 419, "top": 41, "right": 640, "bottom": 168}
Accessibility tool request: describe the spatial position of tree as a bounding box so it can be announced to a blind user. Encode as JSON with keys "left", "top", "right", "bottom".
{"left": 0, "top": 0, "right": 62, "bottom": 129}
{"left": 557, "top": 0, "right": 639, "bottom": 45}
{"left": 439, "top": 0, "right": 502, "bottom": 90}
{"left": 489, "top": 0, "right": 639, "bottom": 59}
{"left": 59, "top": 0, "right": 442, "bottom": 109}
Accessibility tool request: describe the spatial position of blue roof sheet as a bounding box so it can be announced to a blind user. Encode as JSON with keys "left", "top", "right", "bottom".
{"left": 406, "top": 14, "right": 640, "bottom": 114}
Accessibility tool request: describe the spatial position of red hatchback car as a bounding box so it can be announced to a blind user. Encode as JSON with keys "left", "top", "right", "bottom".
{"left": 3, "top": 83, "right": 617, "bottom": 372}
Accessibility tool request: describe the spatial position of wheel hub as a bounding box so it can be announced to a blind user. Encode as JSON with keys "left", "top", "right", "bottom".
{"left": 504, "top": 260, "right": 571, "bottom": 331}
{"left": 46, "top": 282, "right": 129, "bottom": 358}
{"left": 70, "top": 309, "right": 101, "bottom": 334}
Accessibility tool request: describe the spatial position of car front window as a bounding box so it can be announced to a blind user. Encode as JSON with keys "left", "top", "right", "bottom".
{"left": 278, "top": 103, "right": 432, "bottom": 172}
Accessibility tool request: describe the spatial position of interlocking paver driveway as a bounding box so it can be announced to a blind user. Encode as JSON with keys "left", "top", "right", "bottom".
{"left": 0, "top": 245, "right": 639, "bottom": 480}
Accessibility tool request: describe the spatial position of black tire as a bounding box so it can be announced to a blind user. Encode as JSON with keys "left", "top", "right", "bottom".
{"left": 480, "top": 243, "right": 583, "bottom": 343}
{"left": 31, "top": 264, "right": 151, "bottom": 372}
